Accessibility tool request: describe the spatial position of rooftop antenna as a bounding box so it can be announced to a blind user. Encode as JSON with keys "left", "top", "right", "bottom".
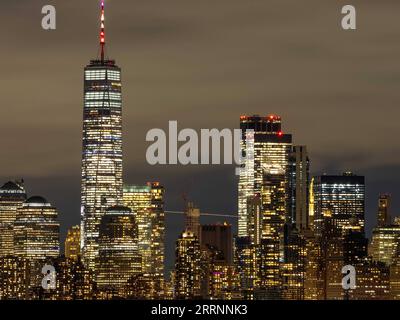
{"left": 100, "top": 1, "right": 106, "bottom": 62}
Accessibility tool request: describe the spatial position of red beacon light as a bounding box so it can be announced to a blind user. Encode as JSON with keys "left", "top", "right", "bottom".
{"left": 268, "top": 114, "right": 281, "bottom": 121}
{"left": 277, "top": 131, "right": 283, "bottom": 137}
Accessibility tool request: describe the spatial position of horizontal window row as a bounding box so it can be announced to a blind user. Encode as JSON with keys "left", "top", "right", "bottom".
{"left": 85, "top": 92, "right": 122, "bottom": 100}
{"left": 85, "top": 70, "right": 121, "bottom": 81}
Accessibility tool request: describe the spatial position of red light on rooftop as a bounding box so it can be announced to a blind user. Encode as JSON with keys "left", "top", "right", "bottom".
{"left": 268, "top": 114, "right": 281, "bottom": 121}
{"left": 277, "top": 131, "right": 283, "bottom": 137}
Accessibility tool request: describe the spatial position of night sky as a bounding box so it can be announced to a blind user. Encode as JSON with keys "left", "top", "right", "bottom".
{"left": 1, "top": 0, "right": 400, "bottom": 272}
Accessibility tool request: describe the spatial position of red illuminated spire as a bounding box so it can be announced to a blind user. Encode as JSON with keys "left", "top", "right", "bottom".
{"left": 100, "top": 1, "right": 106, "bottom": 62}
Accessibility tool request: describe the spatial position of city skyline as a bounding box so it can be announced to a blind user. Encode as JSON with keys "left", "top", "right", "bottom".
{"left": 2, "top": 1, "right": 400, "bottom": 250}
{"left": 1, "top": 0, "right": 400, "bottom": 297}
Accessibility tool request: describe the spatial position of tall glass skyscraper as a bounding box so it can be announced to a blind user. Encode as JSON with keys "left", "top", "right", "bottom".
{"left": 313, "top": 172, "right": 365, "bottom": 236}
{"left": 370, "top": 223, "right": 400, "bottom": 266}
{"left": 123, "top": 182, "right": 165, "bottom": 295}
{"left": 96, "top": 206, "right": 141, "bottom": 297}
{"left": 377, "top": 194, "right": 391, "bottom": 227}
{"left": 0, "top": 181, "right": 26, "bottom": 257}
{"left": 237, "top": 115, "right": 292, "bottom": 299}
{"left": 174, "top": 231, "right": 202, "bottom": 299}
{"left": 80, "top": 2, "right": 123, "bottom": 270}
{"left": 288, "top": 146, "right": 310, "bottom": 230}
{"left": 14, "top": 196, "right": 60, "bottom": 288}
{"left": 238, "top": 115, "right": 292, "bottom": 238}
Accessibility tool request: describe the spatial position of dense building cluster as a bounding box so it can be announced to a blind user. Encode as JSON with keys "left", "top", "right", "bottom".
{"left": 232, "top": 115, "right": 399, "bottom": 300}
{"left": 2, "top": 114, "right": 399, "bottom": 300}
{"left": 1, "top": 2, "right": 399, "bottom": 301}
{"left": 172, "top": 115, "right": 400, "bottom": 300}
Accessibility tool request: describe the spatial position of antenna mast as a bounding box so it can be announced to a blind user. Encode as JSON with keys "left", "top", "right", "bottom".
{"left": 100, "top": 1, "right": 106, "bottom": 62}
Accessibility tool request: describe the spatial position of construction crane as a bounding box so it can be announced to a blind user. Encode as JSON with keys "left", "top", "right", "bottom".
{"left": 165, "top": 210, "right": 238, "bottom": 219}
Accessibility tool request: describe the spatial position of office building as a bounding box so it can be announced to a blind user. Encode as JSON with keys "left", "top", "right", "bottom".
{"left": 238, "top": 115, "right": 292, "bottom": 238}
{"left": 96, "top": 206, "right": 141, "bottom": 297}
{"left": 319, "top": 210, "right": 345, "bottom": 300}
{"left": 348, "top": 258, "right": 390, "bottom": 300}
{"left": 313, "top": 172, "right": 365, "bottom": 236}
{"left": 81, "top": 1, "right": 123, "bottom": 270}
{"left": 14, "top": 196, "right": 60, "bottom": 288}
{"left": 53, "top": 257, "right": 96, "bottom": 300}
{"left": 65, "top": 225, "right": 81, "bottom": 261}
{"left": 390, "top": 245, "right": 400, "bottom": 300}
{"left": 303, "top": 230, "right": 324, "bottom": 300}
{"left": 282, "top": 225, "right": 306, "bottom": 300}
{"left": 201, "top": 223, "right": 233, "bottom": 265}
{"left": 370, "top": 222, "right": 400, "bottom": 266}
{"left": 0, "top": 256, "right": 30, "bottom": 300}
{"left": 288, "top": 146, "right": 310, "bottom": 230}
{"left": 0, "top": 181, "right": 27, "bottom": 257}
{"left": 123, "top": 182, "right": 165, "bottom": 294}
{"left": 257, "top": 169, "right": 287, "bottom": 299}
{"left": 174, "top": 231, "right": 202, "bottom": 299}
{"left": 377, "top": 194, "right": 391, "bottom": 227}
{"left": 185, "top": 202, "right": 201, "bottom": 241}
{"left": 235, "top": 236, "right": 259, "bottom": 299}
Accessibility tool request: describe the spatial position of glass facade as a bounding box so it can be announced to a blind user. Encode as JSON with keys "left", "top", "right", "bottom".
{"left": 96, "top": 206, "right": 141, "bottom": 297}
{"left": 0, "top": 256, "right": 30, "bottom": 299}
{"left": 0, "top": 181, "right": 26, "bottom": 257}
{"left": 14, "top": 196, "right": 60, "bottom": 288}
{"left": 238, "top": 115, "right": 292, "bottom": 238}
{"left": 123, "top": 185, "right": 152, "bottom": 273}
{"left": 237, "top": 115, "right": 292, "bottom": 299}
{"left": 313, "top": 172, "right": 365, "bottom": 236}
{"left": 80, "top": 59, "right": 123, "bottom": 271}
{"left": 123, "top": 183, "right": 165, "bottom": 295}
{"left": 174, "top": 231, "right": 202, "bottom": 299}
{"left": 65, "top": 225, "right": 81, "bottom": 261}
{"left": 370, "top": 223, "right": 400, "bottom": 266}
{"left": 377, "top": 194, "right": 391, "bottom": 227}
{"left": 288, "top": 146, "right": 310, "bottom": 230}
